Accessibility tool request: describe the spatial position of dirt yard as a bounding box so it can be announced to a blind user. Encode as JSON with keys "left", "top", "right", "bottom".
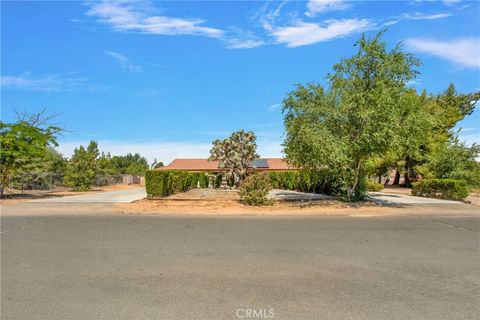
{"left": 116, "top": 198, "right": 394, "bottom": 216}
{"left": 115, "top": 188, "right": 394, "bottom": 216}
{"left": 115, "top": 188, "right": 478, "bottom": 216}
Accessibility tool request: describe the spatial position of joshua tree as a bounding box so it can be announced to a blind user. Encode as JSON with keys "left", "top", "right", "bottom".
{"left": 209, "top": 130, "right": 259, "bottom": 187}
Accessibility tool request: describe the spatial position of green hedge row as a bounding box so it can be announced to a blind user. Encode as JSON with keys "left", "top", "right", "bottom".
{"left": 412, "top": 179, "right": 468, "bottom": 200}
{"left": 145, "top": 170, "right": 211, "bottom": 197}
{"left": 146, "top": 169, "right": 342, "bottom": 198}
{"left": 267, "top": 170, "right": 341, "bottom": 195}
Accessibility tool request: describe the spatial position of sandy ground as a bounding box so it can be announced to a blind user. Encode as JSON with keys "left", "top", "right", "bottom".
{"left": 116, "top": 198, "right": 381, "bottom": 216}
{"left": 115, "top": 194, "right": 480, "bottom": 217}
{"left": 117, "top": 188, "right": 478, "bottom": 216}
{"left": 116, "top": 188, "right": 381, "bottom": 216}
{"left": 0, "top": 184, "right": 142, "bottom": 205}
{"left": 381, "top": 186, "right": 413, "bottom": 195}
{"left": 117, "top": 198, "right": 480, "bottom": 217}
{"left": 116, "top": 188, "right": 477, "bottom": 217}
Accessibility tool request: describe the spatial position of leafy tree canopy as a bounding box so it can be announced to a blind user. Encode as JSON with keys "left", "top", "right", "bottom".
{"left": 63, "top": 141, "right": 99, "bottom": 191}
{"left": 0, "top": 110, "right": 62, "bottom": 196}
{"left": 283, "top": 31, "right": 420, "bottom": 200}
{"left": 110, "top": 153, "right": 149, "bottom": 175}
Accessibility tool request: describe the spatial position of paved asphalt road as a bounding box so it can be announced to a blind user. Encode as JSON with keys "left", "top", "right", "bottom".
{"left": 2, "top": 205, "right": 479, "bottom": 320}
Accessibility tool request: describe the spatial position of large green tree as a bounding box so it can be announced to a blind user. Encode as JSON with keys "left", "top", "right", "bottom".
{"left": 209, "top": 130, "right": 259, "bottom": 186}
{"left": 390, "top": 89, "right": 435, "bottom": 187}
{"left": 283, "top": 32, "right": 420, "bottom": 200}
{"left": 11, "top": 148, "right": 67, "bottom": 192}
{"left": 0, "top": 110, "right": 62, "bottom": 197}
{"left": 63, "top": 140, "right": 99, "bottom": 191}
{"left": 389, "top": 84, "right": 479, "bottom": 187}
{"left": 110, "top": 153, "right": 149, "bottom": 175}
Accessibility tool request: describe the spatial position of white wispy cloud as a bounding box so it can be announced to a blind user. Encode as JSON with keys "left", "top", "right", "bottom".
{"left": 86, "top": 1, "right": 223, "bottom": 38}
{"left": 458, "top": 133, "right": 480, "bottom": 146}
{"left": 384, "top": 10, "right": 453, "bottom": 26}
{"left": 459, "top": 127, "right": 477, "bottom": 133}
{"left": 258, "top": 139, "right": 283, "bottom": 158}
{"left": 268, "top": 103, "right": 281, "bottom": 111}
{"left": 408, "top": 0, "right": 461, "bottom": 5}
{"left": 223, "top": 27, "right": 264, "bottom": 49}
{"left": 225, "top": 38, "right": 264, "bottom": 49}
{"left": 253, "top": 2, "right": 371, "bottom": 47}
{"left": 56, "top": 138, "right": 283, "bottom": 164}
{"left": 406, "top": 79, "right": 422, "bottom": 87}
{"left": 305, "top": 0, "right": 348, "bottom": 16}
{"left": 0, "top": 72, "right": 87, "bottom": 92}
{"left": 443, "top": 0, "right": 461, "bottom": 6}
{"left": 87, "top": 1, "right": 264, "bottom": 49}
{"left": 253, "top": 0, "right": 288, "bottom": 32}
{"left": 105, "top": 50, "right": 141, "bottom": 72}
{"left": 405, "top": 38, "right": 480, "bottom": 68}
{"left": 271, "top": 18, "right": 373, "bottom": 47}
{"left": 402, "top": 11, "right": 452, "bottom": 20}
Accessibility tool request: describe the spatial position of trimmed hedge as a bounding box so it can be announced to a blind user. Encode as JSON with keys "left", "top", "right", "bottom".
{"left": 412, "top": 179, "right": 468, "bottom": 200}
{"left": 145, "top": 170, "right": 210, "bottom": 197}
{"left": 366, "top": 180, "right": 384, "bottom": 192}
{"left": 267, "top": 170, "right": 341, "bottom": 195}
{"left": 146, "top": 169, "right": 343, "bottom": 198}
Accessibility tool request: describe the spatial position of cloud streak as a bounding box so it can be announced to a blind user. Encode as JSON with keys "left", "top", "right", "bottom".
{"left": 405, "top": 37, "right": 480, "bottom": 68}
{"left": 105, "top": 50, "right": 141, "bottom": 72}
{"left": 223, "top": 27, "right": 264, "bottom": 49}
{"left": 403, "top": 12, "right": 452, "bottom": 20}
{"left": 0, "top": 72, "right": 88, "bottom": 92}
{"left": 87, "top": 1, "right": 265, "bottom": 49}
{"left": 270, "top": 19, "right": 373, "bottom": 47}
{"left": 86, "top": 1, "right": 223, "bottom": 38}
{"left": 268, "top": 103, "right": 281, "bottom": 111}
{"left": 305, "top": 0, "right": 348, "bottom": 16}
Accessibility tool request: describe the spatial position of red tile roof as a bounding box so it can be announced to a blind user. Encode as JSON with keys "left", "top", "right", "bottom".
{"left": 265, "top": 158, "right": 294, "bottom": 170}
{"left": 157, "top": 158, "right": 294, "bottom": 171}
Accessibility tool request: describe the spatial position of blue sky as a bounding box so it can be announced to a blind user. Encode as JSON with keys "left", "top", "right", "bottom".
{"left": 1, "top": 0, "right": 479, "bottom": 164}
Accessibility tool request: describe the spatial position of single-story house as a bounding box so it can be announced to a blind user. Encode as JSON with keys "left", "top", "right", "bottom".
{"left": 157, "top": 158, "right": 294, "bottom": 172}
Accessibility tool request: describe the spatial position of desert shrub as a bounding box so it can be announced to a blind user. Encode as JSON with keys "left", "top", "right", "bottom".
{"left": 145, "top": 170, "right": 210, "bottom": 198}
{"left": 412, "top": 179, "right": 468, "bottom": 200}
{"left": 239, "top": 173, "right": 273, "bottom": 206}
{"left": 419, "top": 138, "right": 480, "bottom": 189}
{"left": 366, "top": 180, "right": 384, "bottom": 192}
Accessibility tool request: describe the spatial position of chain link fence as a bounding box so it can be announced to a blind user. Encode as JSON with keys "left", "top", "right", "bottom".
{"left": 5, "top": 173, "right": 139, "bottom": 195}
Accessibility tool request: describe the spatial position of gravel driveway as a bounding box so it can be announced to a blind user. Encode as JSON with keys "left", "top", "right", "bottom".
{"left": 28, "top": 187, "right": 146, "bottom": 203}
